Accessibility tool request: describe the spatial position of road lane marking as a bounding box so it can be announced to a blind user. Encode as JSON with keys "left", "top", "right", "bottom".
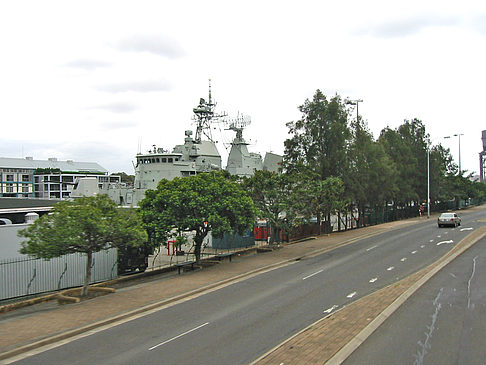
{"left": 149, "top": 322, "right": 210, "bottom": 351}
{"left": 436, "top": 240, "right": 453, "bottom": 246}
{"left": 347, "top": 292, "right": 357, "bottom": 298}
{"left": 323, "top": 305, "right": 339, "bottom": 314}
{"left": 411, "top": 250, "right": 417, "bottom": 254}
{"left": 437, "top": 235, "right": 441, "bottom": 238}
{"left": 429, "top": 239, "right": 434, "bottom": 242}
{"left": 420, "top": 245, "right": 425, "bottom": 248}
{"left": 302, "top": 269, "right": 323, "bottom": 280}
{"left": 387, "top": 266, "right": 394, "bottom": 271}
{"left": 400, "top": 257, "right": 407, "bottom": 262}
{"left": 461, "top": 227, "right": 473, "bottom": 231}
{"left": 366, "top": 245, "right": 378, "bottom": 252}
{"left": 369, "top": 278, "right": 377, "bottom": 283}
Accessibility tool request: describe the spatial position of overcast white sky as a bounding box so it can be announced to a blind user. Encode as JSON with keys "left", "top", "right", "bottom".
{"left": 1, "top": 1, "right": 484, "bottom": 175}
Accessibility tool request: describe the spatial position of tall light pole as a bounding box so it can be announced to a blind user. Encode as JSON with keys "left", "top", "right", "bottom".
{"left": 346, "top": 99, "right": 363, "bottom": 125}
{"left": 444, "top": 133, "right": 464, "bottom": 175}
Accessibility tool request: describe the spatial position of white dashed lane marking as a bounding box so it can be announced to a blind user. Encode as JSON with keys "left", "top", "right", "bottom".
{"left": 323, "top": 305, "right": 339, "bottom": 314}
{"left": 437, "top": 240, "right": 453, "bottom": 246}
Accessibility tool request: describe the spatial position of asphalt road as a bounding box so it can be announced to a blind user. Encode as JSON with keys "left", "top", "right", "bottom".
{"left": 12, "top": 208, "right": 486, "bottom": 365}
{"left": 344, "top": 233, "right": 486, "bottom": 364}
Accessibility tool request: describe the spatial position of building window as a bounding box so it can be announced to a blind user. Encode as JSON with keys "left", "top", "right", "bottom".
{"left": 6, "top": 184, "right": 14, "bottom": 192}
{"left": 6, "top": 175, "right": 14, "bottom": 182}
{"left": 22, "top": 174, "right": 30, "bottom": 182}
{"left": 50, "top": 184, "right": 60, "bottom": 191}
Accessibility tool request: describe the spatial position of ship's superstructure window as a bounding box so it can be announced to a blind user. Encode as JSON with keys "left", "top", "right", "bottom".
{"left": 168, "top": 158, "right": 173, "bottom": 163}
{"left": 162, "top": 158, "right": 167, "bottom": 163}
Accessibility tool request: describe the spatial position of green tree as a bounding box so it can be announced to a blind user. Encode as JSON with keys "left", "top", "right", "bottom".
{"left": 139, "top": 171, "right": 256, "bottom": 262}
{"left": 346, "top": 120, "right": 397, "bottom": 223}
{"left": 294, "top": 172, "right": 347, "bottom": 234}
{"left": 378, "top": 119, "right": 429, "bottom": 207}
{"left": 243, "top": 170, "right": 296, "bottom": 243}
{"left": 19, "top": 195, "right": 147, "bottom": 296}
{"left": 284, "top": 90, "right": 351, "bottom": 179}
{"left": 113, "top": 172, "right": 135, "bottom": 186}
{"left": 428, "top": 143, "right": 456, "bottom": 204}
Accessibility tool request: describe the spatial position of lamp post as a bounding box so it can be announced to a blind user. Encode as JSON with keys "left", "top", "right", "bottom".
{"left": 444, "top": 133, "right": 464, "bottom": 175}
{"left": 346, "top": 99, "right": 363, "bottom": 125}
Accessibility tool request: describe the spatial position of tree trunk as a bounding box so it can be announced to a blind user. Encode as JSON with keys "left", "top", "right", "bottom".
{"left": 82, "top": 251, "right": 93, "bottom": 297}
{"left": 194, "top": 235, "right": 203, "bottom": 263}
{"left": 270, "top": 225, "right": 278, "bottom": 244}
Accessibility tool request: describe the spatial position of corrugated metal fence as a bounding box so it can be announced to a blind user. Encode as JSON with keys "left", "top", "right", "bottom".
{"left": 0, "top": 249, "right": 117, "bottom": 301}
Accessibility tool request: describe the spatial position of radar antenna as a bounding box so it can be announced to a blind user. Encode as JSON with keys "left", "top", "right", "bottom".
{"left": 192, "top": 79, "right": 227, "bottom": 143}
{"left": 226, "top": 113, "right": 251, "bottom": 140}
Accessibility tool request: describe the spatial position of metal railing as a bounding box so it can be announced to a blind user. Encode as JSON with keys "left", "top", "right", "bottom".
{"left": 0, "top": 249, "right": 117, "bottom": 301}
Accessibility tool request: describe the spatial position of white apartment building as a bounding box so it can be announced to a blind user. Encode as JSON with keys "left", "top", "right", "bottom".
{"left": 0, "top": 157, "right": 119, "bottom": 199}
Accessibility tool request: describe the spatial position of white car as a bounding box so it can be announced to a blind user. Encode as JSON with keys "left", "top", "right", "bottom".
{"left": 437, "top": 212, "right": 461, "bottom": 228}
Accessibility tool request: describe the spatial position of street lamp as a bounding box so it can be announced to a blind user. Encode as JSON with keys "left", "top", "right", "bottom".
{"left": 444, "top": 133, "right": 464, "bottom": 175}
{"left": 346, "top": 99, "right": 363, "bottom": 125}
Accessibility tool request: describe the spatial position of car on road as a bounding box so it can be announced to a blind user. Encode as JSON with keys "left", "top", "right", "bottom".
{"left": 437, "top": 212, "right": 461, "bottom": 228}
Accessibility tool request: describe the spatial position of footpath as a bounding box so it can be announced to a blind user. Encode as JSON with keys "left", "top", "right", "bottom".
{"left": 1, "top": 212, "right": 485, "bottom": 364}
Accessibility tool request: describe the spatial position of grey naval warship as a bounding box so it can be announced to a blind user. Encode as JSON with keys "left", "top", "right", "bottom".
{"left": 73, "top": 82, "right": 282, "bottom": 206}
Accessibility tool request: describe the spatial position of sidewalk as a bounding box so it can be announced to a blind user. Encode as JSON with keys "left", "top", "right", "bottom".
{"left": 0, "top": 216, "right": 478, "bottom": 363}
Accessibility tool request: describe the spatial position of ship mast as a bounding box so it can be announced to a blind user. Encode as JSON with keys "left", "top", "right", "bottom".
{"left": 192, "top": 79, "right": 226, "bottom": 143}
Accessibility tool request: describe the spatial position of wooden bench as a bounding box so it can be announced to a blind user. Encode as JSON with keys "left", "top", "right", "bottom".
{"left": 175, "top": 261, "right": 196, "bottom": 274}
{"left": 215, "top": 252, "right": 234, "bottom": 262}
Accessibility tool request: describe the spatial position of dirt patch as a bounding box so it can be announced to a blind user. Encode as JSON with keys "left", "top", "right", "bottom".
{"left": 57, "top": 287, "right": 115, "bottom": 304}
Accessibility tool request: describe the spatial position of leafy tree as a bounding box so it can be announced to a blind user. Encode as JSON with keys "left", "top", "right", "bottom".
{"left": 294, "top": 172, "right": 347, "bottom": 234}
{"left": 243, "top": 170, "right": 296, "bottom": 243}
{"left": 113, "top": 172, "right": 135, "bottom": 186}
{"left": 19, "top": 195, "right": 147, "bottom": 296}
{"left": 284, "top": 90, "right": 351, "bottom": 179}
{"left": 346, "top": 120, "right": 397, "bottom": 222}
{"left": 428, "top": 143, "right": 456, "bottom": 204}
{"left": 378, "top": 119, "right": 429, "bottom": 207}
{"left": 139, "top": 171, "right": 256, "bottom": 262}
